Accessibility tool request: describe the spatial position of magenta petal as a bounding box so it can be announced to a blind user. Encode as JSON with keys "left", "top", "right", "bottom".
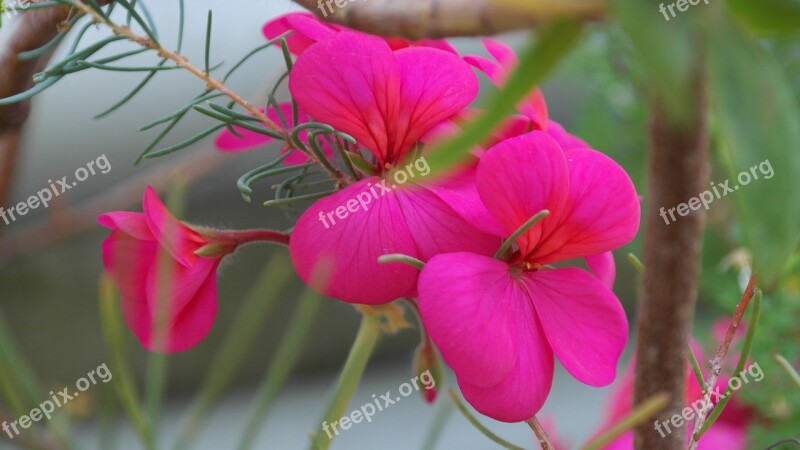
{"left": 546, "top": 120, "right": 590, "bottom": 151}
{"left": 290, "top": 33, "right": 399, "bottom": 163}
{"left": 419, "top": 254, "right": 532, "bottom": 387}
{"left": 464, "top": 55, "right": 503, "bottom": 84}
{"left": 477, "top": 131, "right": 569, "bottom": 255}
{"left": 262, "top": 12, "right": 336, "bottom": 55}
{"left": 483, "top": 38, "right": 517, "bottom": 66}
{"left": 101, "top": 230, "right": 158, "bottom": 348}
{"left": 586, "top": 251, "right": 617, "bottom": 288}
{"left": 393, "top": 47, "right": 478, "bottom": 158}
{"left": 142, "top": 187, "right": 206, "bottom": 267}
{"left": 426, "top": 166, "right": 505, "bottom": 236}
{"left": 290, "top": 179, "right": 496, "bottom": 305}
{"left": 144, "top": 256, "right": 220, "bottom": 353}
{"left": 532, "top": 148, "right": 641, "bottom": 263}
{"left": 98, "top": 211, "right": 153, "bottom": 240}
{"left": 522, "top": 267, "right": 628, "bottom": 386}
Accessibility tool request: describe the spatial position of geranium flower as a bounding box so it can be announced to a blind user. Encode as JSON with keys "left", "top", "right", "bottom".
{"left": 287, "top": 31, "right": 498, "bottom": 305}
{"left": 417, "top": 131, "right": 641, "bottom": 422}
{"left": 99, "top": 187, "right": 289, "bottom": 353}
{"left": 99, "top": 187, "right": 222, "bottom": 353}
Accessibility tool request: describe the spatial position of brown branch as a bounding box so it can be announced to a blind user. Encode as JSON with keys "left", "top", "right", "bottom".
{"left": 633, "top": 73, "right": 710, "bottom": 449}
{"left": 292, "top": 0, "right": 605, "bottom": 39}
{"left": 526, "top": 417, "right": 554, "bottom": 450}
{"left": 687, "top": 275, "right": 758, "bottom": 450}
{"left": 0, "top": 4, "right": 74, "bottom": 228}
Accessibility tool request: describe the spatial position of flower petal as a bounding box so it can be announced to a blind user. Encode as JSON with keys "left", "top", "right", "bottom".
{"left": 290, "top": 33, "right": 476, "bottom": 164}
{"left": 262, "top": 12, "right": 338, "bottom": 55}
{"left": 98, "top": 211, "right": 153, "bottom": 241}
{"left": 586, "top": 251, "right": 617, "bottom": 289}
{"left": 418, "top": 253, "right": 527, "bottom": 387}
{"left": 521, "top": 267, "right": 628, "bottom": 386}
{"left": 142, "top": 186, "right": 206, "bottom": 267}
{"left": 531, "top": 148, "right": 641, "bottom": 263}
{"left": 290, "top": 178, "right": 496, "bottom": 304}
{"left": 477, "top": 131, "right": 569, "bottom": 256}
{"left": 144, "top": 255, "right": 220, "bottom": 353}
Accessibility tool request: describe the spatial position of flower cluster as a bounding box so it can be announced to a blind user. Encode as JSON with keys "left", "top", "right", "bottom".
{"left": 99, "top": 12, "right": 641, "bottom": 424}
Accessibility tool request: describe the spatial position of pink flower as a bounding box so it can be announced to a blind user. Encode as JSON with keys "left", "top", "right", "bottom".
{"left": 417, "top": 131, "right": 641, "bottom": 422}
{"left": 464, "top": 39, "right": 549, "bottom": 130}
{"left": 99, "top": 187, "right": 221, "bottom": 353}
{"left": 99, "top": 187, "right": 289, "bottom": 353}
{"left": 263, "top": 12, "right": 457, "bottom": 56}
{"left": 287, "top": 32, "right": 498, "bottom": 305}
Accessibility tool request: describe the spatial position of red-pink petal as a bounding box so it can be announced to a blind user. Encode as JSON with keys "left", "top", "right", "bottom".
{"left": 531, "top": 148, "right": 641, "bottom": 264}
{"left": 289, "top": 178, "right": 496, "bottom": 305}
{"left": 418, "top": 252, "right": 555, "bottom": 422}
{"left": 477, "top": 131, "right": 569, "bottom": 256}
{"left": 586, "top": 251, "right": 617, "bottom": 289}
{"left": 144, "top": 255, "right": 220, "bottom": 353}
{"left": 289, "top": 33, "right": 476, "bottom": 164}
{"left": 142, "top": 187, "right": 206, "bottom": 267}
{"left": 262, "top": 12, "right": 337, "bottom": 55}
{"left": 521, "top": 267, "right": 628, "bottom": 386}
{"left": 98, "top": 211, "right": 153, "bottom": 240}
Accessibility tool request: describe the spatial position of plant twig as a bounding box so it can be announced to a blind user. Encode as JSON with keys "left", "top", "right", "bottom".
{"left": 526, "top": 416, "right": 554, "bottom": 450}
{"left": 70, "top": 0, "right": 286, "bottom": 137}
{"left": 292, "top": 0, "right": 605, "bottom": 39}
{"left": 0, "top": 3, "right": 83, "bottom": 235}
{"left": 687, "top": 275, "right": 758, "bottom": 450}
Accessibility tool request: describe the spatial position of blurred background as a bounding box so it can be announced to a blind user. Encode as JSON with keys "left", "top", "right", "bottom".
{"left": 0, "top": 0, "right": 796, "bottom": 448}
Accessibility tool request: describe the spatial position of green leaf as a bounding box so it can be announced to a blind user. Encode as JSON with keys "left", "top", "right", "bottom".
{"left": 707, "top": 18, "right": 800, "bottom": 284}
{"left": 728, "top": 0, "right": 800, "bottom": 35}
{"left": 421, "top": 21, "right": 582, "bottom": 177}
{"left": 613, "top": 0, "right": 695, "bottom": 123}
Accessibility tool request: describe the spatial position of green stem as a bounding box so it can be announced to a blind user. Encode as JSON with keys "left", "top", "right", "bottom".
{"left": 447, "top": 389, "right": 526, "bottom": 450}
{"left": 494, "top": 210, "right": 549, "bottom": 259}
{"left": 309, "top": 314, "right": 381, "bottom": 450}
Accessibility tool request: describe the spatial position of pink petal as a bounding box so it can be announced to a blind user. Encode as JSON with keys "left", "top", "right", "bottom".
{"left": 262, "top": 12, "right": 337, "bottom": 55}
{"left": 142, "top": 187, "right": 206, "bottom": 267}
{"left": 696, "top": 423, "right": 746, "bottom": 450}
{"left": 521, "top": 267, "right": 628, "bottom": 386}
{"left": 290, "top": 33, "right": 476, "bottom": 164}
{"left": 289, "top": 178, "right": 497, "bottom": 305}
{"left": 101, "top": 230, "right": 159, "bottom": 348}
{"left": 418, "top": 253, "right": 555, "bottom": 422}
{"left": 289, "top": 34, "right": 399, "bottom": 164}
{"left": 98, "top": 211, "right": 153, "bottom": 240}
{"left": 144, "top": 255, "right": 220, "bottom": 353}
{"left": 546, "top": 120, "right": 590, "bottom": 150}
{"left": 464, "top": 55, "right": 503, "bottom": 84}
{"left": 426, "top": 165, "right": 505, "bottom": 236}
{"left": 531, "top": 148, "right": 641, "bottom": 264}
{"left": 214, "top": 104, "right": 305, "bottom": 155}
{"left": 586, "top": 251, "right": 617, "bottom": 289}
{"left": 483, "top": 38, "right": 517, "bottom": 66}
{"left": 477, "top": 131, "right": 569, "bottom": 256}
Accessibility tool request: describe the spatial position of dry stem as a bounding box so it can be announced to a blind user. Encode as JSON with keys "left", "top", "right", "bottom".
{"left": 527, "top": 416, "right": 554, "bottom": 450}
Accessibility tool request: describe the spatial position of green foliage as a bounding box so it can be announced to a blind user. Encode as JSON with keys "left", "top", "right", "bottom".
{"left": 729, "top": 0, "right": 800, "bottom": 36}
{"left": 707, "top": 15, "right": 800, "bottom": 286}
